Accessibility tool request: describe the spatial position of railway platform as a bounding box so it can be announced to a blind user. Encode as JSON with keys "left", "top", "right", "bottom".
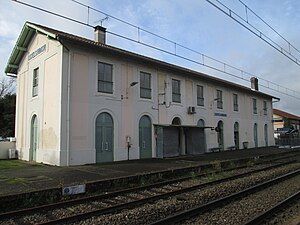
{"left": 0, "top": 147, "right": 299, "bottom": 199}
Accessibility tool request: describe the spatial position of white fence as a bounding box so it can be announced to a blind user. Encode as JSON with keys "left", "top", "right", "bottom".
{"left": 0, "top": 141, "right": 16, "bottom": 159}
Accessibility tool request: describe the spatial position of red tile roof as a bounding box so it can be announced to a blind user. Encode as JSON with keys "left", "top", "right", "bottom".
{"left": 273, "top": 109, "right": 300, "bottom": 120}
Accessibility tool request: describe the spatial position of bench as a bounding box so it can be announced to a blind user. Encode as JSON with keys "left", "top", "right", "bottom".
{"left": 227, "top": 146, "right": 236, "bottom": 151}
{"left": 209, "top": 147, "right": 221, "bottom": 152}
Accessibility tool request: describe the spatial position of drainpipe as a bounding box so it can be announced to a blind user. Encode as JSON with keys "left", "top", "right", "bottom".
{"left": 57, "top": 38, "right": 71, "bottom": 166}
{"left": 66, "top": 50, "right": 71, "bottom": 166}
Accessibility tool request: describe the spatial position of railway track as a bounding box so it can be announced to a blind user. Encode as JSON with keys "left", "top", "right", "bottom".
{"left": 0, "top": 160, "right": 298, "bottom": 225}
{"left": 244, "top": 191, "right": 300, "bottom": 225}
{"left": 151, "top": 170, "right": 300, "bottom": 225}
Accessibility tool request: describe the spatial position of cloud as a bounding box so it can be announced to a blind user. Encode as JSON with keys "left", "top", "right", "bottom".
{"left": 1, "top": 0, "right": 300, "bottom": 115}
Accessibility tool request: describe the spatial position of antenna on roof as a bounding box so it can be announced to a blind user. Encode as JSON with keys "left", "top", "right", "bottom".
{"left": 94, "top": 16, "right": 109, "bottom": 26}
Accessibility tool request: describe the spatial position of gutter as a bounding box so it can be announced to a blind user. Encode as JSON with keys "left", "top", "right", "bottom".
{"left": 6, "top": 73, "right": 17, "bottom": 78}
{"left": 58, "top": 38, "right": 71, "bottom": 166}
{"left": 66, "top": 49, "right": 71, "bottom": 166}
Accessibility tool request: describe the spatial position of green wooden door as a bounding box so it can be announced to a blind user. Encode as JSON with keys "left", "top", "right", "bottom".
{"left": 197, "top": 119, "right": 206, "bottom": 153}
{"left": 95, "top": 113, "right": 114, "bottom": 163}
{"left": 254, "top": 123, "right": 258, "bottom": 148}
{"left": 139, "top": 116, "right": 152, "bottom": 159}
{"left": 234, "top": 122, "right": 239, "bottom": 150}
{"left": 264, "top": 124, "right": 268, "bottom": 146}
{"left": 217, "top": 121, "right": 224, "bottom": 150}
{"left": 30, "top": 115, "right": 38, "bottom": 161}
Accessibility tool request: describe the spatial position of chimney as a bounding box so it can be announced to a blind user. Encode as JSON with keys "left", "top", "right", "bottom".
{"left": 250, "top": 77, "right": 259, "bottom": 91}
{"left": 94, "top": 26, "right": 106, "bottom": 44}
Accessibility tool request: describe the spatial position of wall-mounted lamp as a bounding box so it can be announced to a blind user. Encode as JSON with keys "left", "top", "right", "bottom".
{"left": 124, "top": 81, "right": 139, "bottom": 99}
{"left": 130, "top": 81, "right": 138, "bottom": 87}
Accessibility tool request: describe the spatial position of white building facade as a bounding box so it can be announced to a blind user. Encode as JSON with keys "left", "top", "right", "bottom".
{"left": 6, "top": 22, "right": 277, "bottom": 166}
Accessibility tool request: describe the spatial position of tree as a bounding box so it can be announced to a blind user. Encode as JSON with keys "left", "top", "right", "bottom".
{"left": 0, "top": 76, "right": 15, "bottom": 98}
{"left": 0, "top": 76, "right": 16, "bottom": 138}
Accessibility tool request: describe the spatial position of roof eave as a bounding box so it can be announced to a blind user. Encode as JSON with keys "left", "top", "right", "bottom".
{"left": 5, "top": 22, "right": 56, "bottom": 75}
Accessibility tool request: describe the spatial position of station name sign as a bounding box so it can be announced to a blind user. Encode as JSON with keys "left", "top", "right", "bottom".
{"left": 214, "top": 112, "right": 227, "bottom": 117}
{"left": 28, "top": 44, "right": 46, "bottom": 60}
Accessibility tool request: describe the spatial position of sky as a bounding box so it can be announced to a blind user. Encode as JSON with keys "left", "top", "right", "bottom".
{"left": 1, "top": 0, "right": 300, "bottom": 115}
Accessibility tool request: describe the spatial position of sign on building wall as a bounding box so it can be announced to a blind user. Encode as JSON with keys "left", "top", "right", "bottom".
{"left": 28, "top": 44, "right": 46, "bottom": 60}
{"left": 214, "top": 112, "right": 227, "bottom": 117}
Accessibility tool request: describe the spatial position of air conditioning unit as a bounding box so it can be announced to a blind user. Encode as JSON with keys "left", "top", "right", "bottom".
{"left": 8, "top": 149, "right": 17, "bottom": 159}
{"left": 188, "top": 106, "right": 196, "bottom": 114}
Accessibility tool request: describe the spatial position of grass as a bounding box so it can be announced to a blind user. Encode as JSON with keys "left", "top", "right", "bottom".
{"left": 0, "top": 159, "right": 44, "bottom": 170}
{"left": 6, "top": 177, "right": 29, "bottom": 185}
{"left": 0, "top": 160, "right": 27, "bottom": 170}
{"left": 0, "top": 160, "right": 44, "bottom": 170}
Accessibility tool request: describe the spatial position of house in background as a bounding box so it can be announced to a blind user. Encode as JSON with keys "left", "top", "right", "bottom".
{"left": 273, "top": 108, "right": 300, "bottom": 137}
{"left": 5, "top": 22, "right": 279, "bottom": 166}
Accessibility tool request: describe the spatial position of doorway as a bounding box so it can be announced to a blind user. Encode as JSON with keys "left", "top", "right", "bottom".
{"left": 234, "top": 122, "right": 239, "bottom": 150}
{"left": 30, "top": 115, "right": 38, "bottom": 161}
{"left": 217, "top": 121, "right": 224, "bottom": 150}
{"left": 95, "top": 112, "right": 114, "bottom": 163}
{"left": 139, "top": 115, "right": 152, "bottom": 159}
{"left": 254, "top": 123, "right": 258, "bottom": 148}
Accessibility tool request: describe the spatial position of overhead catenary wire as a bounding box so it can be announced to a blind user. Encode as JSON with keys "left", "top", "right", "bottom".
{"left": 238, "top": 0, "right": 300, "bottom": 57}
{"left": 204, "top": 0, "right": 300, "bottom": 66}
{"left": 68, "top": 0, "right": 300, "bottom": 97}
{"left": 11, "top": 0, "right": 300, "bottom": 100}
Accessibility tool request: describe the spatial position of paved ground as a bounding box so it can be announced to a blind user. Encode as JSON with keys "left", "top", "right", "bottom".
{"left": 0, "top": 147, "right": 298, "bottom": 196}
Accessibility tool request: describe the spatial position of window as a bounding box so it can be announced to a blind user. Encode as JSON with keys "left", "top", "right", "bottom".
{"left": 263, "top": 101, "right": 267, "bottom": 115}
{"left": 197, "top": 85, "right": 204, "bottom": 106}
{"left": 172, "top": 79, "right": 181, "bottom": 103}
{"left": 32, "top": 68, "right": 39, "bottom": 97}
{"left": 140, "top": 72, "right": 151, "bottom": 99}
{"left": 217, "top": 90, "right": 223, "bottom": 109}
{"left": 233, "top": 94, "right": 238, "bottom": 111}
{"left": 98, "top": 62, "right": 113, "bottom": 94}
{"left": 253, "top": 98, "right": 257, "bottom": 114}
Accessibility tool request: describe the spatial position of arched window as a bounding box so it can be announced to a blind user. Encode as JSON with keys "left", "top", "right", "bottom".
{"left": 95, "top": 112, "right": 114, "bottom": 163}
{"left": 139, "top": 115, "right": 152, "bottom": 159}
{"left": 254, "top": 123, "right": 258, "bottom": 148}
{"left": 197, "top": 119, "right": 205, "bottom": 127}
{"left": 172, "top": 117, "right": 181, "bottom": 125}
{"left": 234, "top": 122, "right": 239, "bottom": 150}
{"left": 217, "top": 121, "right": 224, "bottom": 150}
{"left": 30, "top": 115, "right": 38, "bottom": 161}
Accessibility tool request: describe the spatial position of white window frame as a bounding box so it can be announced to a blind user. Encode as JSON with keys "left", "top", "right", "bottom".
{"left": 263, "top": 100, "right": 267, "bottom": 115}
{"left": 97, "top": 61, "right": 113, "bottom": 94}
{"left": 216, "top": 89, "right": 223, "bottom": 109}
{"left": 197, "top": 85, "right": 204, "bottom": 106}
{"left": 253, "top": 98, "right": 258, "bottom": 114}
{"left": 233, "top": 93, "right": 238, "bottom": 111}
{"left": 32, "top": 67, "right": 39, "bottom": 97}
{"left": 172, "top": 79, "right": 181, "bottom": 103}
{"left": 140, "top": 71, "right": 152, "bottom": 99}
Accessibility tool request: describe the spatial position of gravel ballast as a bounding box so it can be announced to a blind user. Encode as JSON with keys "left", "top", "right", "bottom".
{"left": 184, "top": 175, "right": 300, "bottom": 225}
{"left": 263, "top": 199, "right": 300, "bottom": 225}
{"left": 71, "top": 163, "right": 300, "bottom": 225}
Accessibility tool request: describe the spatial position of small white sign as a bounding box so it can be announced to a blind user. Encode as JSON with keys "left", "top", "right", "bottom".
{"left": 62, "top": 184, "right": 86, "bottom": 196}
{"left": 28, "top": 44, "right": 46, "bottom": 60}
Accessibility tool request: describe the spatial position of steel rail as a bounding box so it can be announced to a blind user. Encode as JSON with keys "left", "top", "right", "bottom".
{"left": 150, "top": 169, "right": 300, "bottom": 225}
{"left": 243, "top": 190, "right": 300, "bottom": 225}
{"left": 0, "top": 156, "right": 297, "bottom": 221}
{"left": 32, "top": 162, "right": 298, "bottom": 225}
{"left": 0, "top": 152, "right": 296, "bottom": 220}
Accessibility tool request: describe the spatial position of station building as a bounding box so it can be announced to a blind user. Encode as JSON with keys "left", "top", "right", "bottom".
{"left": 5, "top": 22, "right": 278, "bottom": 166}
